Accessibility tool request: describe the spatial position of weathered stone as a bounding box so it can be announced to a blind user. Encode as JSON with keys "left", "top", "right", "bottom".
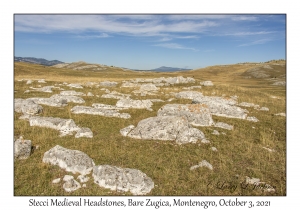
{"left": 60, "top": 90, "right": 85, "bottom": 96}
{"left": 140, "top": 84, "right": 159, "bottom": 91}
{"left": 99, "top": 81, "right": 118, "bottom": 87}
{"left": 272, "top": 81, "right": 286, "bottom": 86}
{"left": 30, "top": 86, "right": 54, "bottom": 93}
{"left": 175, "top": 91, "right": 203, "bottom": 99}
{"left": 116, "top": 99, "right": 153, "bottom": 111}
{"left": 92, "top": 103, "right": 124, "bottom": 110}
{"left": 43, "top": 145, "right": 95, "bottom": 175}
{"left": 77, "top": 175, "right": 90, "bottom": 183}
{"left": 190, "top": 160, "right": 213, "bottom": 170}
{"left": 28, "top": 97, "right": 68, "bottom": 107}
{"left": 214, "top": 122, "right": 233, "bottom": 130}
{"left": 27, "top": 116, "right": 91, "bottom": 137}
{"left": 50, "top": 94, "right": 85, "bottom": 104}
{"left": 212, "top": 130, "right": 220, "bottom": 135}
{"left": 200, "top": 81, "right": 214, "bottom": 86}
{"left": 38, "top": 79, "right": 46, "bottom": 83}
{"left": 93, "top": 165, "right": 154, "bottom": 195}
{"left": 262, "top": 147, "right": 276, "bottom": 152}
{"left": 120, "top": 125, "right": 135, "bottom": 137}
{"left": 14, "top": 137, "right": 32, "bottom": 159}
{"left": 247, "top": 116, "right": 259, "bottom": 122}
{"left": 121, "top": 82, "right": 141, "bottom": 88}
{"left": 211, "top": 147, "right": 218, "bottom": 152}
{"left": 52, "top": 178, "right": 61, "bottom": 184}
{"left": 75, "top": 127, "right": 93, "bottom": 138}
{"left": 259, "top": 107, "right": 269, "bottom": 111}
{"left": 87, "top": 92, "right": 94, "bottom": 96}
{"left": 182, "top": 86, "right": 202, "bottom": 90}
{"left": 125, "top": 116, "right": 207, "bottom": 144}
{"left": 63, "top": 175, "right": 81, "bottom": 192}
{"left": 26, "top": 80, "right": 33, "bottom": 85}
{"left": 14, "top": 98, "right": 43, "bottom": 115}
{"left": 275, "top": 113, "right": 286, "bottom": 117}
{"left": 71, "top": 105, "right": 131, "bottom": 119}
{"left": 67, "top": 83, "right": 83, "bottom": 89}
{"left": 157, "top": 104, "right": 214, "bottom": 126}
{"left": 239, "top": 102, "right": 260, "bottom": 109}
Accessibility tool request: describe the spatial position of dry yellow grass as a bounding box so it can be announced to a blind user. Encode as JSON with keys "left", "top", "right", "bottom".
{"left": 14, "top": 60, "right": 286, "bottom": 196}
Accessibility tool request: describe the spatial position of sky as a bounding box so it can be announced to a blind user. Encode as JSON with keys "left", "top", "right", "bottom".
{"left": 14, "top": 14, "right": 286, "bottom": 70}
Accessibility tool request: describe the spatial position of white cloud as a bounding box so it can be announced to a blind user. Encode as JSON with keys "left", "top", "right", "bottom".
{"left": 75, "top": 33, "right": 111, "bottom": 39}
{"left": 238, "top": 38, "right": 272, "bottom": 47}
{"left": 154, "top": 43, "right": 198, "bottom": 51}
{"left": 231, "top": 16, "right": 259, "bottom": 21}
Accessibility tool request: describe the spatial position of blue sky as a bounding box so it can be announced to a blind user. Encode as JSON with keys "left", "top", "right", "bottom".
{"left": 14, "top": 14, "right": 286, "bottom": 70}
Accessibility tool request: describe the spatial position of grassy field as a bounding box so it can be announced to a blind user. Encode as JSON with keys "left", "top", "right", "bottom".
{"left": 14, "top": 61, "right": 286, "bottom": 196}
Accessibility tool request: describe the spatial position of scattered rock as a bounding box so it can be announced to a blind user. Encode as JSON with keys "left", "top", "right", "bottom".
{"left": 60, "top": 90, "right": 85, "bottom": 96}
{"left": 157, "top": 104, "right": 214, "bottom": 126}
{"left": 200, "top": 81, "right": 214, "bottom": 86}
{"left": 93, "top": 165, "right": 154, "bottom": 195}
{"left": 212, "top": 130, "right": 220, "bottom": 135}
{"left": 71, "top": 105, "right": 131, "bottom": 119}
{"left": 67, "top": 83, "right": 83, "bottom": 89}
{"left": 214, "top": 122, "right": 233, "bottom": 130}
{"left": 175, "top": 91, "right": 203, "bottom": 99}
{"left": 275, "top": 113, "right": 286, "bottom": 117}
{"left": 43, "top": 145, "right": 95, "bottom": 175}
{"left": 139, "top": 84, "right": 159, "bottom": 91}
{"left": 30, "top": 86, "right": 54, "bottom": 93}
{"left": 124, "top": 116, "right": 208, "bottom": 145}
{"left": 190, "top": 160, "right": 213, "bottom": 170}
{"left": 262, "top": 147, "right": 276, "bottom": 152}
{"left": 14, "top": 98, "right": 43, "bottom": 115}
{"left": 52, "top": 178, "right": 61, "bottom": 184}
{"left": 120, "top": 125, "right": 135, "bottom": 137}
{"left": 211, "top": 147, "right": 218, "bottom": 152}
{"left": 63, "top": 175, "right": 81, "bottom": 192}
{"left": 38, "top": 79, "right": 46, "bottom": 83}
{"left": 26, "top": 80, "right": 33, "bottom": 85}
{"left": 239, "top": 102, "right": 260, "bottom": 109}
{"left": 116, "top": 99, "right": 153, "bottom": 111}
{"left": 272, "top": 81, "right": 286, "bottom": 86}
{"left": 75, "top": 127, "right": 93, "bottom": 138}
{"left": 99, "top": 81, "right": 118, "bottom": 87}
{"left": 27, "top": 97, "right": 68, "bottom": 107}
{"left": 246, "top": 116, "right": 259, "bottom": 122}
{"left": 259, "top": 107, "right": 269, "bottom": 111}
{"left": 87, "top": 92, "right": 94, "bottom": 97}
{"left": 50, "top": 94, "right": 85, "bottom": 104}
{"left": 77, "top": 175, "right": 90, "bottom": 183}
{"left": 14, "top": 137, "right": 32, "bottom": 159}
{"left": 102, "top": 91, "right": 131, "bottom": 100}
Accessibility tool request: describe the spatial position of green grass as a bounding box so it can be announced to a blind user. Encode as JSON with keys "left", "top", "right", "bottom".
{"left": 14, "top": 61, "right": 286, "bottom": 196}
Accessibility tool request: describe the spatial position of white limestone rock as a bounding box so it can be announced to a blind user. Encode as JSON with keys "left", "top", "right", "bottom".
{"left": 157, "top": 104, "right": 214, "bottom": 126}
{"left": 116, "top": 98, "right": 153, "bottom": 111}
{"left": 125, "top": 116, "right": 207, "bottom": 145}
{"left": 212, "top": 130, "right": 220, "bottom": 135}
{"left": 67, "top": 83, "right": 83, "bottom": 89}
{"left": 14, "top": 98, "right": 43, "bottom": 115}
{"left": 190, "top": 160, "right": 213, "bottom": 171}
{"left": 43, "top": 145, "right": 95, "bottom": 175}
{"left": 214, "top": 122, "right": 233, "bottom": 130}
{"left": 99, "top": 81, "right": 118, "bottom": 87}
{"left": 27, "top": 97, "right": 68, "bottom": 107}
{"left": 71, "top": 105, "right": 131, "bottom": 119}
{"left": 102, "top": 91, "right": 131, "bottom": 100}
{"left": 14, "top": 137, "right": 32, "bottom": 159}
{"left": 50, "top": 94, "right": 85, "bottom": 104}
{"left": 77, "top": 175, "right": 90, "bottom": 183}
{"left": 175, "top": 91, "right": 203, "bottom": 100}
{"left": 75, "top": 127, "right": 93, "bottom": 138}
{"left": 59, "top": 90, "right": 85, "bottom": 96}
{"left": 275, "top": 113, "right": 286, "bottom": 117}
{"left": 247, "top": 116, "right": 259, "bottom": 122}
{"left": 52, "top": 178, "right": 61, "bottom": 184}
{"left": 63, "top": 175, "right": 81, "bottom": 192}
{"left": 120, "top": 125, "right": 135, "bottom": 137}
{"left": 93, "top": 165, "right": 154, "bottom": 195}
{"left": 200, "top": 81, "right": 214, "bottom": 86}
{"left": 30, "top": 86, "right": 54, "bottom": 93}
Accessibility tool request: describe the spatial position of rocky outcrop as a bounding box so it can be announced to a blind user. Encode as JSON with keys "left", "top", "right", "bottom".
{"left": 122, "top": 116, "right": 208, "bottom": 145}
{"left": 27, "top": 97, "right": 68, "bottom": 107}
{"left": 102, "top": 91, "right": 131, "bottom": 100}
{"left": 43, "top": 145, "right": 95, "bottom": 175}
{"left": 200, "top": 81, "right": 214, "bottom": 86}
{"left": 157, "top": 104, "right": 214, "bottom": 126}
{"left": 50, "top": 94, "right": 85, "bottom": 104}
{"left": 93, "top": 165, "right": 154, "bottom": 195}
{"left": 99, "top": 81, "right": 118, "bottom": 87}
{"left": 175, "top": 91, "right": 203, "bottom": 99}
{"left": 59, "top": 90, "right": 85, "bottom": 96}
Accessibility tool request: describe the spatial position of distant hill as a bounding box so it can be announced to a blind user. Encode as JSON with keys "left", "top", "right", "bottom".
{"left": 151, "top": 66, "right": 192, "bottom": 72}
{"left": 14, "top": 56, "right": 64, "bottom": 66}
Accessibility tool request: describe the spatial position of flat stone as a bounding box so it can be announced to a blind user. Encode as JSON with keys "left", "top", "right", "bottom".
{"left": 125, "top": 116, "right": 207, "bottom": 145}
{"left": 212, "top": 130, "right": 220, "bottom": 135}
{"left": 99, "top": 81, "right": 118, "bottom": 87}
{"left": 116, "top": 99, "right": 153, "bottom": 111}
{"left": 77, "top": 175, "right": 90, "bottom": 183}
{"left": 43, "top": 145, "right": 95, "bottom": 175}
{"left": 214, "top": 122, "right": 233, "bottom": 130}
{"left": 28, "top": 97, "right": 68, "bottom": 107}
{"left": 14, "top": 98, "right": 43, "bottom": 115}
{"left": 102, "top": 91, "right": 131, "bottom": 100}
{"left": 60, "top": 90, "right": 85, "bottom": 96}
{"left": 190, "top": 160, "right": 213, "bottom": 170}
{"left": 14, "top": 137, "right": 32, "bottom": 159}
{"left": 275, "top": 113, "right": 286, "bottom": 117}
{"left": 30, "top": 86, "right": 54, "bottom": 93}
{"left": 52, "top": 178, "right": 61, "bottom": 184}
{"left": 71, "top": 105, "right": 131, "bottom": 119}
{"left": 67, "top": 83, "right": 83, "bottom": 89}
{"left": 50, "top": 94, "right": 85, "bottom": 104}
{"left": 139, "top": 84, "right": 159, "bottom": 91}
{"left": 200, "top": 81, "right": 214, "bottom": 86}
{"left": 75, "top": 127, "right": 93, "bottom": 138}
{"left": 120, "top": 125, "right": 135, "bottom": 137}
{"left": 247, "top": 116, "right": 259, "bottom": 122}
{"left": 157, "top": 104, "right": 214, "bottom": 126}
{"left": 175, "top": 91, "right": 203, "bottom": 99}
{"left": 211, "top": 147, "right": 218, "bottom": 152}
{"left": 259, "top": 107, "right": 269, "bottom": 111}
{"left": 93, "top": 165, "right": 154, "bottom": 195}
